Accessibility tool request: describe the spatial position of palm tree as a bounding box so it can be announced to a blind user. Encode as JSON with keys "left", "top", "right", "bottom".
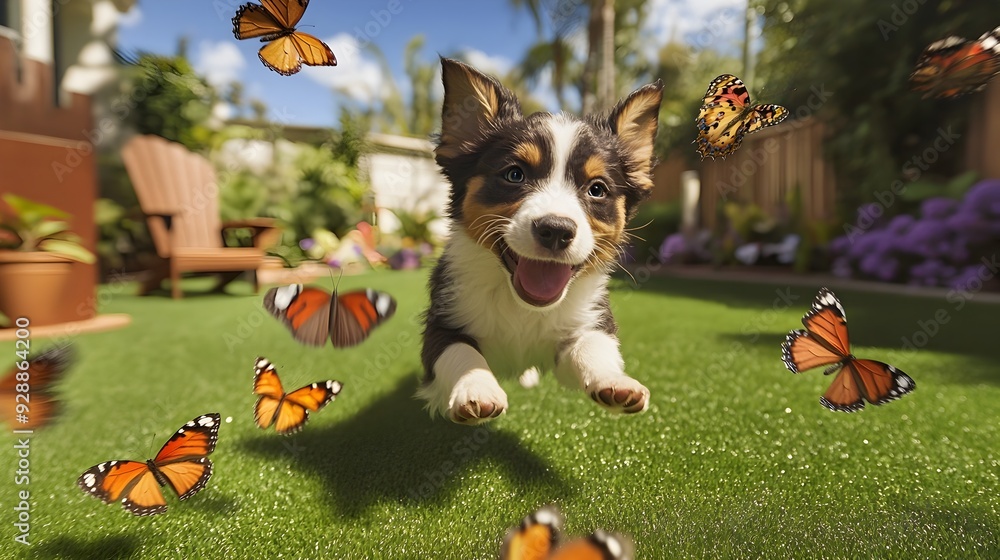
{"left": 403, "top": 35, "right": 439, "bottom": 137}
{"left": 510, "top": 0, "right": 587, "bottom": 112}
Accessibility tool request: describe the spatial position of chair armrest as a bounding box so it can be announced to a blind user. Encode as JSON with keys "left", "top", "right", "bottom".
{"left": 221, "top": 218, "right": 282, "bottom": 250}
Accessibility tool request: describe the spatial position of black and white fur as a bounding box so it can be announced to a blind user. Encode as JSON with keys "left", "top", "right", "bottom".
{"left": 419, "top": 58, "right": 663, "bottom": 424}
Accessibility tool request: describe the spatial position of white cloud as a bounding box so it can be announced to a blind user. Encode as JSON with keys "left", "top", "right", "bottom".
{"left": 118, "top": 5, "right": 142, "bottom": 29}
{"left": 459, "top": 49, "right": 515, "bottom": 77}
{"left": 302, "top": 33, "right": 386, "bottom": 101}
{"left": 195, "top": 41, "right": 246, "bottom": 89}
{"left": 529, "top": 66, "right": 561, "bottom": 113}
{"left": 643, "top": 0, "right": 747, "bottom": 61}
{"left": 458, "top": 49, "right": 570, "bottom": 113}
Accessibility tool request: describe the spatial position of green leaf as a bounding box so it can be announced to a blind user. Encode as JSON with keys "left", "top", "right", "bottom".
{"left": 946, "top": 171, "right": 979, "bottom": 198}
{"left": 32, "top": 220, "right": 71, "bottom": 239}
{"left": 36, "top": 239, "right": 96, "bottom": 264}
{"left": 2, "top": 194, "right": 69, "bottom": 226}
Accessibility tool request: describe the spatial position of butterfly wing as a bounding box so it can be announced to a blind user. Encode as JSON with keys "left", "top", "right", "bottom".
{"left": 501, "top": 506, "right": 561, "bottom": 560}
{"left": 256, "top": 35, "right": 303, "bottom": 76}
{"left": 781, "top": 288, "right": 851, "bottom": 373}
{"left": 264, "top": 284, "right": 336, "bottom": 346}
{"left": 695, "top": 74, "right": 753, "bottom": 159}
{"left": 549, "top": 530, "right": 634, "bottom": 560}
{"left": 253, "top": 357, "right": 286, "bottom": 430}
{"left": 821, "top": 359, "right": 915, "bottom": 413}
{"left": 78, "top": 460, "right": 168, "bottom": 516}
{"left": 261, "top": 0, "right": 308, "bottom": 29}
{"left": 818, "top": 363, "right": 866, "bottom": 412}
{"left": 232, "top": 3, "right": 288, "bottom": 40}
{"left": 255, "top": 31, "right": 335, "bottom": 76}
{"left": 330, "top": 289, "right": 397, "bottom": 348}
{"left": 0, "top": 344, "right": 74, "bottom": 429}
{"left": 781, "top": 330, "right": 844, "bottom": 374}
{"left": 152, "top": 413, "right": 220, "bottom": 500}
{"left": 911, "top": 27, "right": 1000, "bottom": 98}
{"left": 746, "top": 104, "right": 789, "bottom": 134}
{"left": 274, "top": 380, "right": 342, "bottom": 435}
{"left": 290, "top": 32, "right": 337, "bottom": 67}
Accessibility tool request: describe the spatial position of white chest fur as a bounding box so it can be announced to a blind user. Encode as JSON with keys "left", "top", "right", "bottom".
{"left": 437, "top": 233, "right": 611, "bottom": 377}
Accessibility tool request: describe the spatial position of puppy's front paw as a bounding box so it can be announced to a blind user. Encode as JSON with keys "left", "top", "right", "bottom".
{"left": 587, "top": 377, "right": 649, "bottom": 414}
{"left": 449, "top": 370, "right": 508, "bottom": 425}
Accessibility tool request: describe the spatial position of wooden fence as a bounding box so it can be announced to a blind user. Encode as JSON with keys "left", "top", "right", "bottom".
{"left": 697, "top": 116, "right": 836, "bottom": 229}
{"left": 686, "top": 79, "right": 1000, "bottom": 231}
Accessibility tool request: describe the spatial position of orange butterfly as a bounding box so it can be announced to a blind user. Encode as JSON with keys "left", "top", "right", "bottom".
{"left": 263, "top": 284, "right": 397, "bottom": 347}
{"left": 232, "top": 0, "right": 336, "bottom": 76}
{"left": 77, "top": 413, "right": 220, "bottom": 516}
{"left": 1, "top": 344, "right": 74, "bottom": 430}
{"left": 910, "top": 25, "right": 1000, "bottom": 99}
{"left": 253, "top": 357, "right": 342, "bottom": 435}
{"left": 501, "top": 506, "right": 633, "bottom": 560}
{"left": 781, "top": 288, "right": 915, "bottom": 412}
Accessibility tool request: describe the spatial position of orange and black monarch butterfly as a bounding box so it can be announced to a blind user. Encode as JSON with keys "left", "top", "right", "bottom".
{"left": 232, "top": 0, "right": 336, "bottom": 76}
{"left": 910, "top": 25, "right": 1000, "bottom": 99}
{"left": 501, "top": 506, "right": 633, "bottom": 560}
{"left": 253, "top": 357, "right": 342, "bottom": 435}
{"left": 1, "top": 344, "right": 74, "bottom": 430}
{"left": 77, "top": 413, "right": 220, "bottom": 516}
{"left": 263, "top": 284, "right": 397, "bottom": 348}
{"left": 781, "top": 288, "right": 915, "bottom": 412}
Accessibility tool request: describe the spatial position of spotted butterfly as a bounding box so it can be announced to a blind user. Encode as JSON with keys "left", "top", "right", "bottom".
{"left": 910, "top": 25, "right": 1000, "bottom": 99}
{"left": 694, "top": 74, "right": 788, "bottom": 160}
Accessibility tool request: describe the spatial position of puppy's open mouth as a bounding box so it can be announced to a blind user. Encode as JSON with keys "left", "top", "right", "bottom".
{"left": 500, "top": 241, "right": 581, "bottom": 307}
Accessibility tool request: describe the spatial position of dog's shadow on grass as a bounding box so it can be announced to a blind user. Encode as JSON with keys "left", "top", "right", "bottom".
{"left": 32, "top": 534, "right": 140, "bottom": 559}
{"left": 241, "top": 375, "right": 569, "bottom": 517}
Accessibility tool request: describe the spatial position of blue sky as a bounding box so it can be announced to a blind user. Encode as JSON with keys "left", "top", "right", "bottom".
{"left": 117, "top": 0, "right": 747, "bottom": 128}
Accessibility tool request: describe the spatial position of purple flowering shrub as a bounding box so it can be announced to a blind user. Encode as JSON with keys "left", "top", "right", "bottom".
{"left": 830, "top": 179, "right": 1000, "bottom": 289}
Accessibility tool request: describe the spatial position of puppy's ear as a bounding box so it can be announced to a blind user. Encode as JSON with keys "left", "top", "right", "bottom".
{"left": 437, "top": 57, "right": 521, "bottom": 159}
{"left": 607, "top": 81, "right": 663, "bottom": 192}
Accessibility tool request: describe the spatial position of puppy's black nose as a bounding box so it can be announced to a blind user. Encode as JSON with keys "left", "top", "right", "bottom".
{"left": 532, "top": 216, "right": 577, "bottom": 252}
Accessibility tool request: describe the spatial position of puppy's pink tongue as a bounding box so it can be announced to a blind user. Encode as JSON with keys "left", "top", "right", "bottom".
{"left": 514, "top": 258, "right": 574, "bottom": 304}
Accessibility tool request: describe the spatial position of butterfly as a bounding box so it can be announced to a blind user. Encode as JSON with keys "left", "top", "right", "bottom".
{"left": 263, "top": 284, "right": 397, "bottom": 347}
{"left": 910, "top": 25, "right": 1000, "bottom": 99}
{"left": 77, "top": 413, "right": 220, "bottom": 516}
{"left": 1, "top": 344, "right": 74, "bottom": 430}
{"left": 781, "top": 288, "right": 915, "bottom": 412}
{"left": 694, "top": 74, "right": 788, "bottom": 160}
{"left": 232, "top": 0, "right": 336, "bottom": 76}
{"left": 253, "top": 357, "right": 342, "bottom": 435}
{"left": 500, "top": 506, "right": 633, "bottom": 560}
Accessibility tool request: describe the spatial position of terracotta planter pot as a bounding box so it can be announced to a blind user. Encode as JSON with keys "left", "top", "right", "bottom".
{"left": 0, "top": 251, "right": 75, "bottom": 327}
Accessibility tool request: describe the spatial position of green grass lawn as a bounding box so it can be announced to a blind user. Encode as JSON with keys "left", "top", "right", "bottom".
{"left": 2, "top": 269, "right": 999, "bottom": 559}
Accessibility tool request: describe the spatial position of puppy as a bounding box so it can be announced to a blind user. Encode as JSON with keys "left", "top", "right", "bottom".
{"left": 418, "top": 58, "right": 662, "bottom": 424}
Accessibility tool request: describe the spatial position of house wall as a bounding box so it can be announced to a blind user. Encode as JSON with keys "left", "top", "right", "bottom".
{"left": 1, "top": 30, "right": 97, "bottom": 324}
{"left": 362, "top": 134, "right": 450, "bottom": 240}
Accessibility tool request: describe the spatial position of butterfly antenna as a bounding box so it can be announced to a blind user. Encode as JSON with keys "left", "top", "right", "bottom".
{"left": 145, "top": 432, "right": 158, "bottom": 459}
{"left": 327, "top": 267, "right": 344, "bottom": 294}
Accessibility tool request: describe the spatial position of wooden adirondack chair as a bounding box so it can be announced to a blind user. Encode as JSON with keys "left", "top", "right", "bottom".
{"left": 122, "top": 135, "right": 282, "bottom": 299}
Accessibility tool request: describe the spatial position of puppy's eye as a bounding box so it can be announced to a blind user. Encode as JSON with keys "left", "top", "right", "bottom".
{"left": 588, "top": 182, "right": 608, "bottom": 198}
{"left": 504, "top": 166, "right": 525, "bottom": 184}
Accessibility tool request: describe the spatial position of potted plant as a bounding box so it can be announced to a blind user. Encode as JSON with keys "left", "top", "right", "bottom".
{"left": 0, "top": 194, "right": 96, "bottom": 327}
